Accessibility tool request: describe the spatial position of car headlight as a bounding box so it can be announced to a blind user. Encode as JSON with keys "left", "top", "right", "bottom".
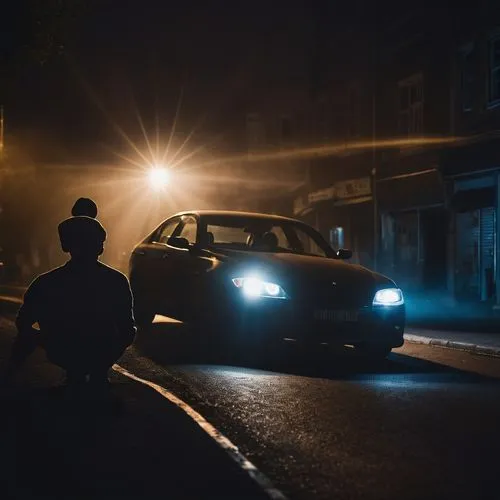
{"left": 232, "top": 277, "right": 288, "bottom": 299}
{"left": 373, "top": 288, "right": 404, "bottom": 306}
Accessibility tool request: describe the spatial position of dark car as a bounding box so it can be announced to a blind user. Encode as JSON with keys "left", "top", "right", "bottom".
{"left": 129, "top": 211, "right": 405, "bottom": 358}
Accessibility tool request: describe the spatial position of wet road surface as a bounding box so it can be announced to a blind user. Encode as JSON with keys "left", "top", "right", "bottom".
{"left": 122, "top": 320, "right": 500, "bottom": 500}
{"left": 2, "top": 312, "right": 500, "bottom": 499}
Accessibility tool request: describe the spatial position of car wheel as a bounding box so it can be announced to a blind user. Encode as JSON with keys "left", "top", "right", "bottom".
{"left": 356, "top": 344, "right": 392, "bottom": 360}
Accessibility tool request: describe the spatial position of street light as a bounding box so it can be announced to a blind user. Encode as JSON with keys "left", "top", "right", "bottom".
{"left": 148, "top": 166, "right": 170, "bottom": 191}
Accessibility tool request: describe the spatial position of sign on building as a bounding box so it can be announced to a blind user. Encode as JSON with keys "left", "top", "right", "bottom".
{"left": 306, "top": 177, "right": 371, "bottom": 206}
{"left": 334, "top": 177, "right": 371, "bottom": 199}
{"left": 308, "top": 186, "right": 335, "bottom": 204}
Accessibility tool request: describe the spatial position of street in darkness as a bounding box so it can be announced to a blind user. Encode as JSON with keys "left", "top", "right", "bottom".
{"left": 2, "top": 3, "right": 500, "bottom": 500}
{"left": 1, "top": 312, "right": 500, "bottom": 500}
{"left": 124, "top": 321, "right": 500, "bottom": 500}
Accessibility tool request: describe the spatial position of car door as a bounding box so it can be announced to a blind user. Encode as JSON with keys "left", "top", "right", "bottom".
{"left": 166, "top": 215, "right": 201, "bottom": 320}
{"left": 130, "top": 216, "right": 182, "bottom": 316}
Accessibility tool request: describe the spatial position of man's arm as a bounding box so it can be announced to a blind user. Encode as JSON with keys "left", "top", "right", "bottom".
{"left": 4, "top": 278, "right": 43, "bottom": 377}
{"left": 114, "top": 274, "right": 137, "bottom": 348}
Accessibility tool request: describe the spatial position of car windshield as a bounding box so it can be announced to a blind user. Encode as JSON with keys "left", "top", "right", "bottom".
{"left": 200, "top": 215, "right": 333, "bottom": 258}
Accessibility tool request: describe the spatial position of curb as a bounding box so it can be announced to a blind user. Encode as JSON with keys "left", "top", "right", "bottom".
{"left": 404, "top": 333, "right": 500, "bottom": 357}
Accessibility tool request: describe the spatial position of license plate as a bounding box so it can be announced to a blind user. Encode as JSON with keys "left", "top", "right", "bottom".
{"left": 314, "top": 309, "right": 358, "bottom": 322}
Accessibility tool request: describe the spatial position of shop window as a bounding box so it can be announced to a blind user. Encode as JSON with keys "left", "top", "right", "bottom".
{"left": 398, "top": 73, "right": 424, "bottom": 136}
{"left": 394, "top": 213, "right": 418, "bottom": 264}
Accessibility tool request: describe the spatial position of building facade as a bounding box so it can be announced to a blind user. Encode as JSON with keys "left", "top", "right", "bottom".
{"left": 260, "top": 4, "right": 500, "bottom": 306}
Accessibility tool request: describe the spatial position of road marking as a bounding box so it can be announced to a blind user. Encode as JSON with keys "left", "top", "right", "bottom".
{"left": 113, "top": 364, "right": 288, "bottom": 500}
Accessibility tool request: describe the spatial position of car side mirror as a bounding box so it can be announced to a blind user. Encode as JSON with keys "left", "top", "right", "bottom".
{"left": 167, "top": 236, "right": 190, "bottom": 250}
{"left": 336, "top": 248, "right": 353, "bottom": 260}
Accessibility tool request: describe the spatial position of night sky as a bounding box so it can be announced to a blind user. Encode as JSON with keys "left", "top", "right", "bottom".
{"left": 0, "top": 1, "right": 395, "bottom": 161}
{"left": 1, "top": 1, "right": 337, "bottom": 161}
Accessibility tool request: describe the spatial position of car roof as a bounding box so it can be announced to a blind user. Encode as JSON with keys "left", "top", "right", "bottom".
{"left": 170, "top": 210, "right": 302, "bottom": 224}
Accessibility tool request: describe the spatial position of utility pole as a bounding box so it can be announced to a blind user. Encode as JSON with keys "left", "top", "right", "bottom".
{"left": 372, "top": 93, "right": 377, "bottom": 272}
{"left": 371, "top": 25, "right": 378, "bottom": 272}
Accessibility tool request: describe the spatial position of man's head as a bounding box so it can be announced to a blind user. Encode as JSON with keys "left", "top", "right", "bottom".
{"left": 71, "top": 198, "right": 98, "bottom": 218}
{"left": 61, "top": 216, "right": 107, "bottom": 262}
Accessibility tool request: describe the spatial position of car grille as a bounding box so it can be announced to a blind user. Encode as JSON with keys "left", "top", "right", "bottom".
{"left": 295, "top": 279, "right": 374, "bottom": 308}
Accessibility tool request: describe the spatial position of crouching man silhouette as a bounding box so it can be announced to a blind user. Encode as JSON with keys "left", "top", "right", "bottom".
{"left": 4, "top": 216, "right": 136, "bottom": 392}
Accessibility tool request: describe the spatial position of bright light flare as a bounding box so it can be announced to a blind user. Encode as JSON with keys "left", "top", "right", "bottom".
{"left": 232, "top": 277, "right": 288, "bottom": 299}
{"left": 148, "top": 166, "right": 170, "bottom": 191}
{"left": 373, "top": 288, "right": 404, "bottom": 306}
{"left": 243, "top": 277, "right": 264, "bottom": 297}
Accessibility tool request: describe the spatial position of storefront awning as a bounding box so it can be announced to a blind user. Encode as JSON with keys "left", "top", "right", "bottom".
{"left": 376, "top": 169, "right": 444, "bottom": 211}
{"left": 451, "top": 187, "right": 495, "bottom": 212}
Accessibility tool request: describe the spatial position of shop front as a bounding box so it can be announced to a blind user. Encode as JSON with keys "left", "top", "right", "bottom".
{"left": 450, "top": 174, "right": 497, "bottom": 302}
{"left": 376, "top": 168, "right": 446, "bottom": 293}
{"left": 298, "top": 176, "right": 374, "bottom": 268}
{"left": 441, "top": 137, "right": 500, "bottom": 304}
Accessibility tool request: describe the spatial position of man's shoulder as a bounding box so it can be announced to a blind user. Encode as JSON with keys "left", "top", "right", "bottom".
{"left": 97, "top": 262, "right": 129, "bottom": 284}
{"left": 58, "top": 218, "right": 70, "bottom": 230}
{"left": 39, "top": 264, "right": 69, "bottom": 280}
{"left": 27, "top": 265, "right": 68, "bottom": 291}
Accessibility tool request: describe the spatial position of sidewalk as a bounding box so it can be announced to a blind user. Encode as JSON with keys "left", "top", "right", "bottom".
{"left": 0, "top": 319, "right": 273, "bottom": 500}
{"left": 404, "top": 327, "right": 500, "bottom": 356}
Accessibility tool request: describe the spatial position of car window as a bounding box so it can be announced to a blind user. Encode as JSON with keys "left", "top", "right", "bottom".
{"left": 202, "top": 218, "right": 331, "bottom": 257}
{"left": 178, "top": 217, "right": 198, "bottom": 244}
{"left": 270, "top": 226, "right": 289, "bottom": 249}
{"left": 294, "top": 226, "right": 328, "bottom": 257}
{"left": 152, "top": 218, "right": 180, "bottom": 244}
{"left": 207, "top": 225, "right": 249, "bottom": 244}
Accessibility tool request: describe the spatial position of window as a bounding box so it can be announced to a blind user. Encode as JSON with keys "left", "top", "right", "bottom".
{"left": 488, "top": 35, "right": 500, "bottom": 105}
{"left": 201, "top": 216, "right": 332, "bottom": 257}
{"left": 207, "top": 225, "right": 249, "bottom": 245}
{"left": 178, "top": 217, "right": 197, "bottom": 244}
{"left": 152, "top": 218, "right": 181, "bottom": 244}
{"left": 398, "top": 74, "right": 423, "bottom": 136}
{"left": 270, "top": 226, "right": 289, "bottom": 248}
{"left": 294, "top": 227, "right": 327, "bottom": 257}
{"left": 329, "top": 227, "right": 344, "bottom": 250}
{"left": 459, "top": 44, "right": 474, "bottom": 111}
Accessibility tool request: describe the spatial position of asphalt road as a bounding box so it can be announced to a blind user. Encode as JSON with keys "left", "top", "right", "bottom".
{"left": 2, "top": 312, "right": 500, "bottom": 500}
{"left": 123, "top": 321, "right": 500, "bottom": 500}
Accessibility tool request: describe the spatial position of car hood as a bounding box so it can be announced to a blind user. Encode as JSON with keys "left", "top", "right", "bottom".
{"left": 208, "top": 248, "right": 394, "bottom": 306}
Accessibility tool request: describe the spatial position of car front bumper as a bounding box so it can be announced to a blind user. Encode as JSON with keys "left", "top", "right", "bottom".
{"left": 227, "top": 298, "right": 405, "bottom": 348}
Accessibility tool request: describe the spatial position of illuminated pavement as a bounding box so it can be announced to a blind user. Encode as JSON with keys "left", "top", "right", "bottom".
{"left": 119, "top": 321, "right": 500, "bottom": 500}
{"left": 2, "top": 314, "right": 500, "bottom": 499}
